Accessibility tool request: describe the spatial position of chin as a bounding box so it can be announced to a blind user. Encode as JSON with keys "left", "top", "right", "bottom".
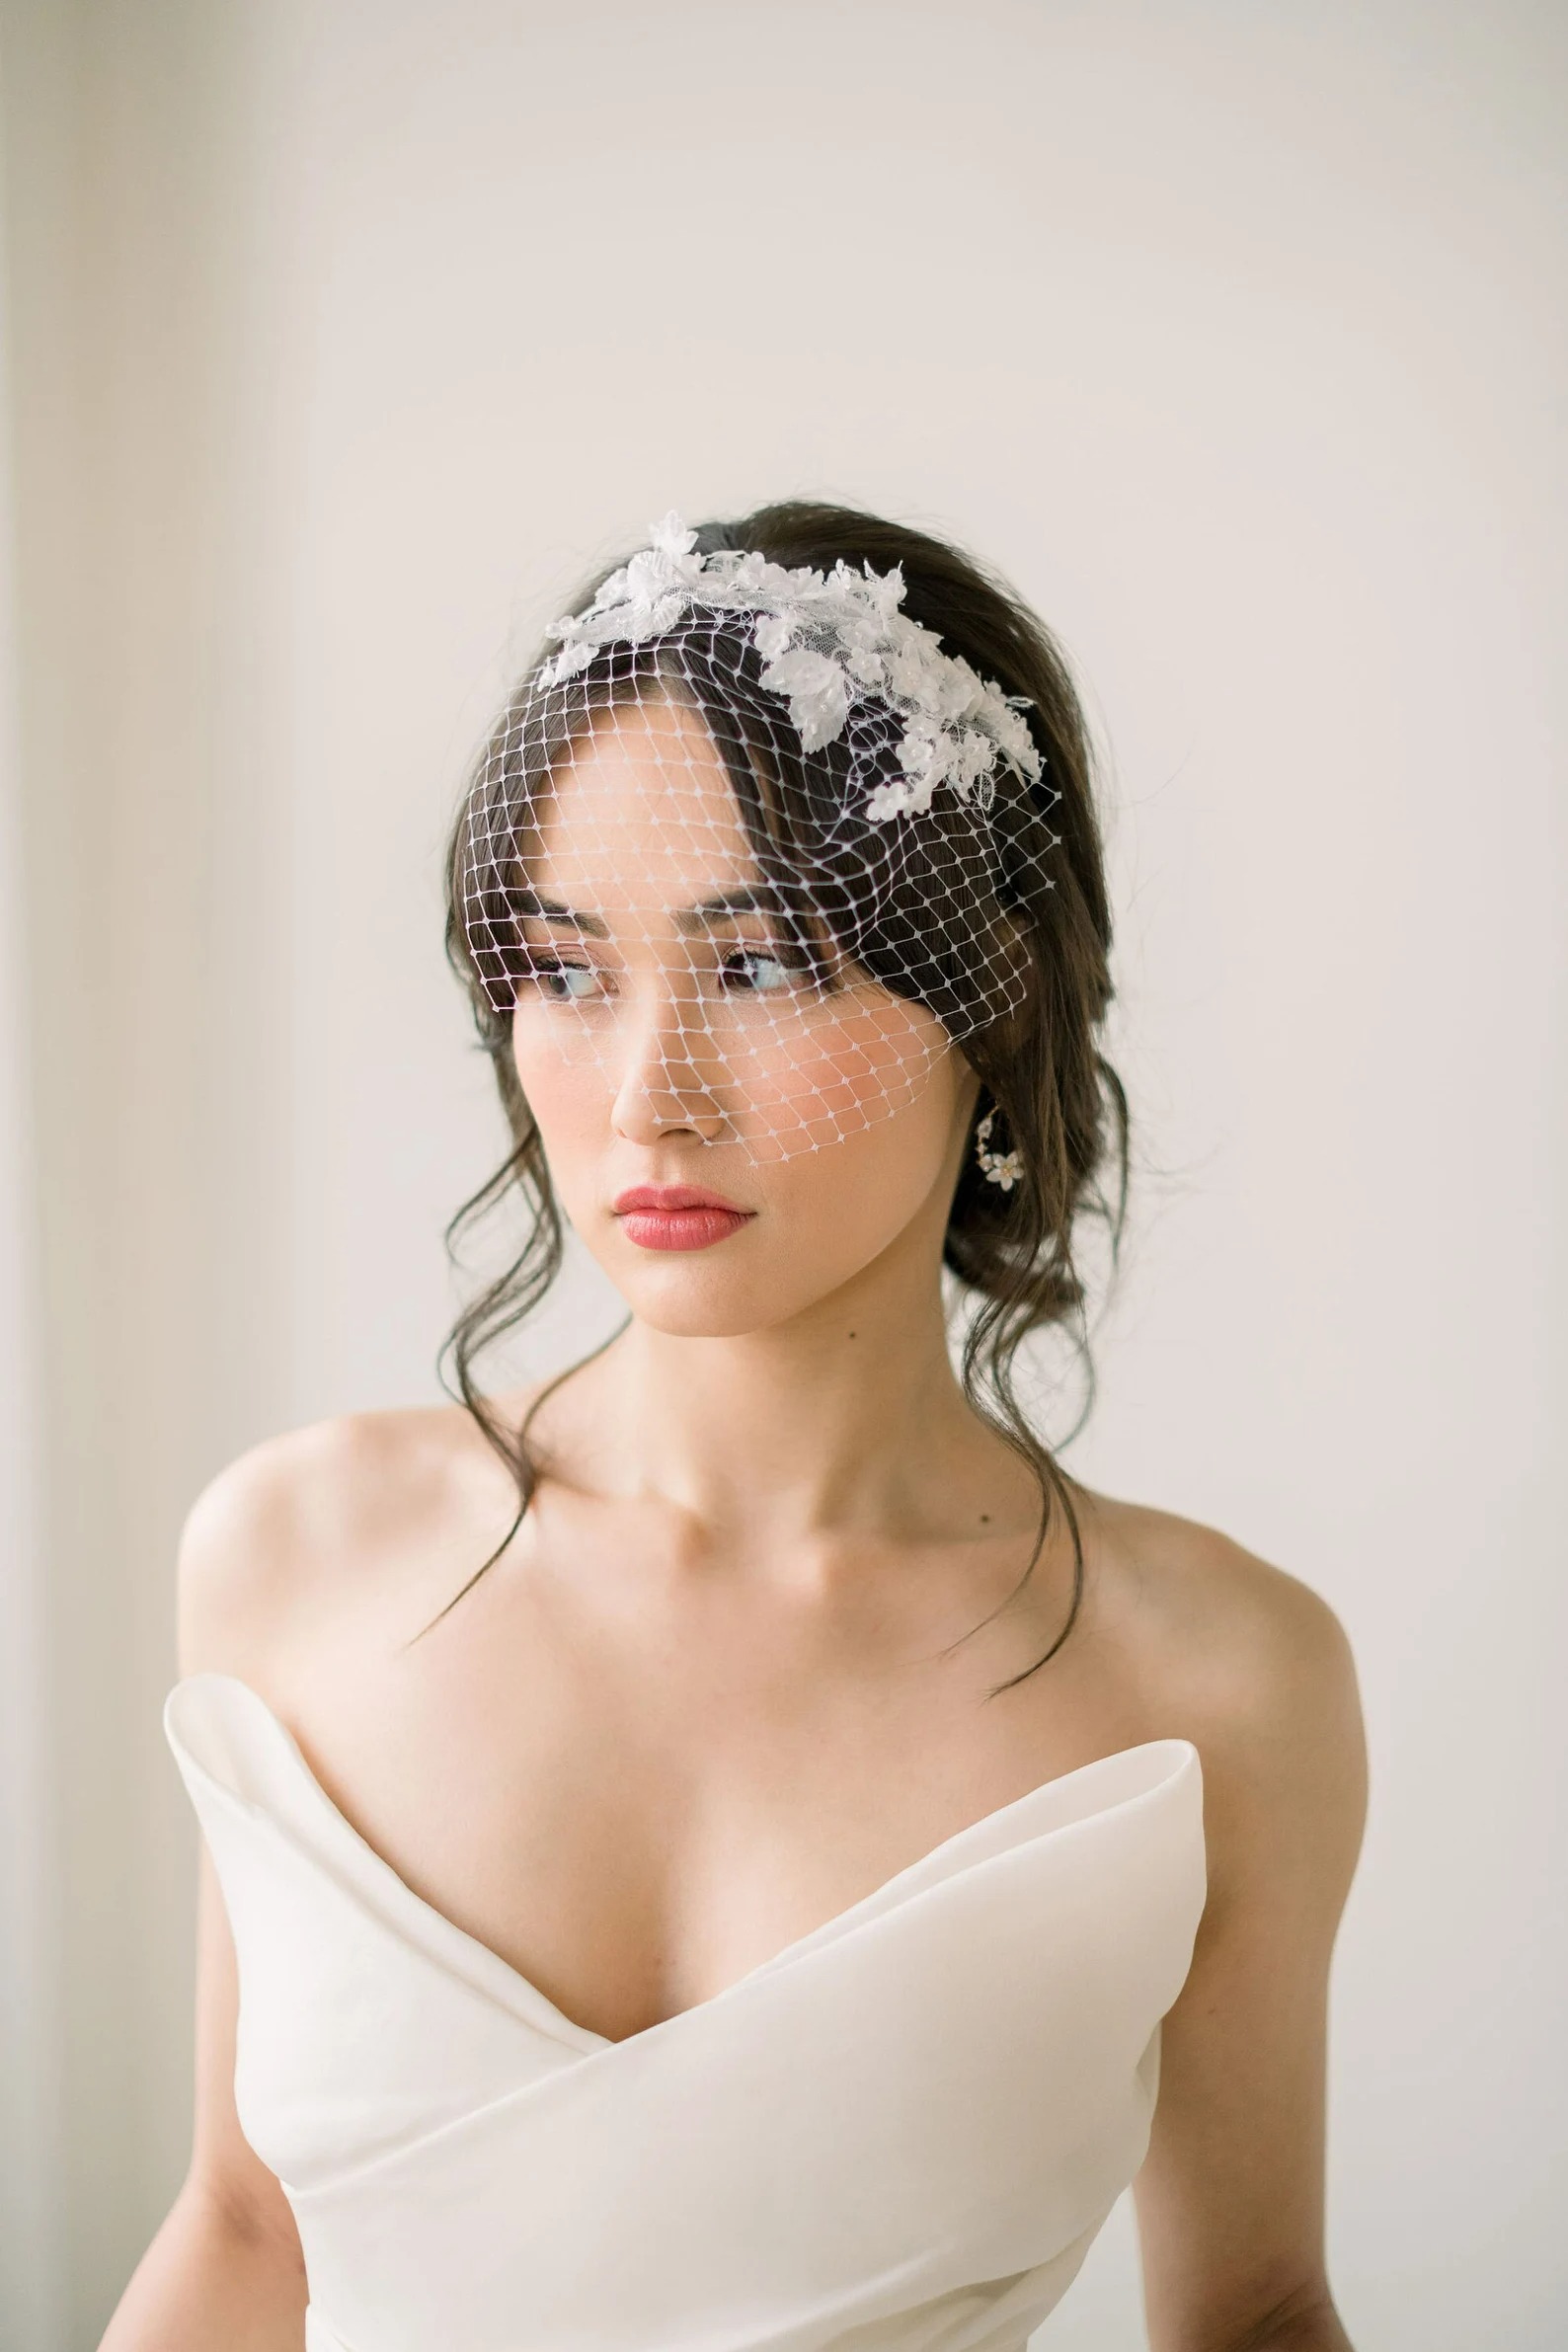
{"left": 606, "top": 1254, "right": 816, "bottom": 1340}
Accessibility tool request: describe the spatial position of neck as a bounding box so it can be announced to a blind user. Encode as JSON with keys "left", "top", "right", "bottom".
{"left": 578, "top": 1229, "right": 1005, "bottom": 1554}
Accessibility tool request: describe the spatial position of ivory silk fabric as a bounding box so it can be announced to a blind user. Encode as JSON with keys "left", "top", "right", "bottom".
{"left": 165, "top": 1673, "right": 1206, "bottom": 2352}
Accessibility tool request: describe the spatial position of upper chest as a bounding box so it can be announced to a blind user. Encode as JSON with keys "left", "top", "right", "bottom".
{"left": 264, "top": 1500, "right": 1153, "bottom": 2044}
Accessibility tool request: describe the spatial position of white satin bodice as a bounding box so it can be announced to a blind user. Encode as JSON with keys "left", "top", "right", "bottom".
{"left": 165, "top": 1674, "right": 1205, "bottom": 2352}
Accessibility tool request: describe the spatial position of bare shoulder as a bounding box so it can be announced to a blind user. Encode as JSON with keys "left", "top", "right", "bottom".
{"left": 176, "top": 1392, "right": 536, "bottom": 1681}
{"left": 1086, "top": 1493, "right": 1368, "bottom": 1909}
{"left": 1088, "top": 1492, "right": 1362, "bottom": 1723}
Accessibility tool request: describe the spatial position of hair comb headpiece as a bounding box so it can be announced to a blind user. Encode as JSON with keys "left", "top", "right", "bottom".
{"left": 541, "top": 513, "right": 1043, "bottom": 822}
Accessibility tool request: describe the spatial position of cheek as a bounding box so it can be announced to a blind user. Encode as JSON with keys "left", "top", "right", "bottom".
{"left": 510, "top": 1028, "right": 609, "bottom": 1165}
{"left": 739, "top": 998, "right": 947, "bottom": 1160}
{"left": 774, "top": 1123, "right": 938, "bottom": 1258}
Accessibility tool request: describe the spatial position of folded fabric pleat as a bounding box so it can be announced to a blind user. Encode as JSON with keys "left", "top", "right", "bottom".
{"left": 167, "top": 1673, "right": 1205, "bottom": 2352}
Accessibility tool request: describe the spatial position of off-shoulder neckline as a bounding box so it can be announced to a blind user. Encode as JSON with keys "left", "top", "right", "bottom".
{"left": 166, "top": 1669, "right": 1203, "bottom": 2056}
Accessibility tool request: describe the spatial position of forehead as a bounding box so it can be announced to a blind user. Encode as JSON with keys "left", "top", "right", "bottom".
{"left": 527, "top": 695, "right": 756, "bottom": 903}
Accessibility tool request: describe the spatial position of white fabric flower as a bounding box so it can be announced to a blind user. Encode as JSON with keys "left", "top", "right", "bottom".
{"left": 751, "top": 611, "right": 795, "bottom": 663}
{"left": 539, "top": 513, "right": 1045, "bottom": 822}
{"left": 648, "top": 511, "right": 698, "bottom": 559}
{"left": 756, "top": 646, "right": 852, "bottom": 753}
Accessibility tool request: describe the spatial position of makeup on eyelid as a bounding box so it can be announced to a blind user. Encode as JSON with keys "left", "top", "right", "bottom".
{"left": 514, "top": 938, "right": 828, "bottom": 1003}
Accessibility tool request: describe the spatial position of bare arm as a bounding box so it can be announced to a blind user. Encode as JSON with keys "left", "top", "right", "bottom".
{"left": 100, "top": 1855, "right": 307, "bottom": 2348}
{"left": 99, "top": 1455, "right": 312, "bottom": 2350}
{"left": 1135, "top": 1567, "right": 1368, "bottom": 2352}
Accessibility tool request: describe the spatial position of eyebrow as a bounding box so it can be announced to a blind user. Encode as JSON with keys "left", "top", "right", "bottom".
{"left": 515, "top": 891, "right": 610, "bottom": 939}
{"left": 516, "top": 886, "right": 780, "bottom": 938}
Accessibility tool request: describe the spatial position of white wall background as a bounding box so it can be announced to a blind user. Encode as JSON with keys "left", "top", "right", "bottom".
{"left": 2, "top": 3, "right": 1563, "bottom": 2345}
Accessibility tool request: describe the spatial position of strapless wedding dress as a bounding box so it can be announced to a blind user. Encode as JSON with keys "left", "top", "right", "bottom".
{"left": 165, "top": 1674, "right": 1205, "bottom": 2352}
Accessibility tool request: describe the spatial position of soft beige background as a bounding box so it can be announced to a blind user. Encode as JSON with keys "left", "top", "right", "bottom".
{"left": 2, "top": 2, "right": 1563, "bottom": 2345}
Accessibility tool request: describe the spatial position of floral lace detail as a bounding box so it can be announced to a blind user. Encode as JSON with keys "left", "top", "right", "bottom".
{"left": 539, "top": 512, "right": 1044, "bottom": 822}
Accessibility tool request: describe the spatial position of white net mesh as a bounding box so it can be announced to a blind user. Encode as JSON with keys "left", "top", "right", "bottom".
{"left": 459, "top": 527, "right": 1061, "bottom": 1166}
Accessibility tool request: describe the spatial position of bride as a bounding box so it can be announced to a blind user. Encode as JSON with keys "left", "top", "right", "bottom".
{"left": 105, "top": 504, "right": 1366, "bottom": 2351}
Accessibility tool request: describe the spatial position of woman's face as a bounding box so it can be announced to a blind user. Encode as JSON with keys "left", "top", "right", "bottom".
{"left": 508, "top": 697, "right": 980, "bottom": 1337}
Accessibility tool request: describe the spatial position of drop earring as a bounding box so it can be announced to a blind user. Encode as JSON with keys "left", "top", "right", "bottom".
{"left": 974, "top": 1106, "right": 1025, "bottom": 1192}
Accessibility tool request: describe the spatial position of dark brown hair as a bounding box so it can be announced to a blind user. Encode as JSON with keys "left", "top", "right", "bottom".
{"left": 433, "top": 502, "right": 1126, "bottom": 1690}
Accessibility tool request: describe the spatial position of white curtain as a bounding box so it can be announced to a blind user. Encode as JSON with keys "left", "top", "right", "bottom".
{"left": 0, "top": 109, "right": 64, "bottom": 2343}
{"left": 0, "top": 4, "right": 259, "bottom": 2338}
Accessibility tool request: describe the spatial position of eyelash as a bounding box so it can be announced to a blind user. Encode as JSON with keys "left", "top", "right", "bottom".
{"left": 515, "top": 945, "right": 830, "bottom": 1002}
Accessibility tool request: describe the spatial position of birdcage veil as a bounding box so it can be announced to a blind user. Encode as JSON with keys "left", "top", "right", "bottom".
{"left": 458, "top": 513, "right": 1062, "bottom": 1165}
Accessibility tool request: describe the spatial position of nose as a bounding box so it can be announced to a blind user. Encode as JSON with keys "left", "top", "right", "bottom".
{"left": 609, "top": 977, "right": 732, "bottom": 1147}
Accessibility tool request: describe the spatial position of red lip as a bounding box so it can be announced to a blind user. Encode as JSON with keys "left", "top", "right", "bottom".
{"left": 612, "top": 1183, "right": 755, "bottom": 1254}
{"left": 613, "top": 1185, "right": 750, "bottom": 1214}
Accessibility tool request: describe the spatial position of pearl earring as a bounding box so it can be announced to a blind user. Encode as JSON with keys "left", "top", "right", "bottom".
{"left": 974, "top": 1107, "right": 1025, "bottom": 1191}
